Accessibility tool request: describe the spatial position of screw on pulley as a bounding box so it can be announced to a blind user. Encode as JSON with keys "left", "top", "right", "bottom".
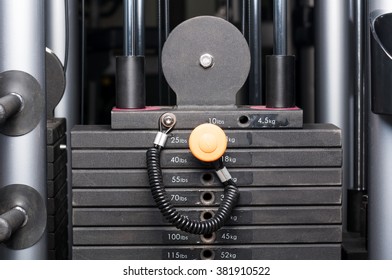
{"left": 199, "top": 53, "right": 214, "bottom": 69}
{"left": 160, "top": 112, "right": 177, "bottom": 129}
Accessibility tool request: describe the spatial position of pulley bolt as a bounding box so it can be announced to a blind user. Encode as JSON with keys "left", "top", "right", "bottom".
{"left": 161, "top": 113, "right": 176, "bottom": 128}
{"left": 199, "top": 53, "right": 214, "bottom": 69}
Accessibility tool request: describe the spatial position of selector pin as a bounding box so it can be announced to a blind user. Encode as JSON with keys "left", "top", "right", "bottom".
{"left": 189, "top": 123, "right": 227, "bottom": 162}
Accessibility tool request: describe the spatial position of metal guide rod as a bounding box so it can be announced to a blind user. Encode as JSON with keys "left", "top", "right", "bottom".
{"left": 47, "top": 0, "right": 81, "bottom": 146}
{"left": 124, "top": 0, "right": 144, "bottom": 56}
{"left": 227, "top": 0, "right": 231, "bottom": 21}
{"left": 158, "top": 0, "right": 171, "bottom": 105}
{"left": 0, "top": 94, "right": 23, "bottom": 125}
{"left": 116, "top": 0, "right": 145, "bottom": 109}
{"left": 52, "top": 0, "right": 81, "bottom": 133}
{"left": 136, "top": 0, "right": 145, "bottom": 56}
{"left": 248, "top": 0, "right": 262, "bottom": 105}
{"left": 368, "top": 0, "right": 392, "bottom": 260}
{"left": 353, "top": 0, "right": 366, "bottom": 191}
{"left": 164, "top": 0, "right": 170, "bottom": 39}
{"left": 274, "top": 0, "right": 287, "bottom": 55}
{"left": 297, "top": 0, "right": 315, "bottom": 122}
{"left": 0, "top": 0, "right": 47, "bottom": 259}
{"left": 46, "top": 0, "right": 82, "bottom": 258}
{"left": 242, "top": 0, "right": 248, "bottom": 36}
{"left": 124, "top": 0, "right": 136, "bottom": 56}
{"left": 315, "top": 0, "right": 352, "bottom": 228}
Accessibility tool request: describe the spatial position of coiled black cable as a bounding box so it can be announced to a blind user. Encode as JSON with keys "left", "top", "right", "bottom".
{"left": 147, "top": 146, "right": 240, "bottom": 235}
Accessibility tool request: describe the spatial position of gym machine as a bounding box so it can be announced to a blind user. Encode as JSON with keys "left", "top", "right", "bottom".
{"left": 71, "top": 0, "right": 341, "bottom": 260}
{"left": 1, "top": 0, "right": 392, "bottom": 260}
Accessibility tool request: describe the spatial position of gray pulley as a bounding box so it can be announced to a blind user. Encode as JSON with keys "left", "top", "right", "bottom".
{"left": 162, "top": 16, "right": 251, "bottom": 106}
{"left": 0, "top": 70, "right": 43, "bottom": 136}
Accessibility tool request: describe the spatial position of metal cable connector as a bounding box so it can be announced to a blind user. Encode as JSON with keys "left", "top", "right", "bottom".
{"left": 215, "top": 166, "right": 233, "bottom": 183}
{"left": 154, "top": 112, "right": 177, "bottom": 148}
{"left": 154, "top": 131, "right": 168, "bottom": 148}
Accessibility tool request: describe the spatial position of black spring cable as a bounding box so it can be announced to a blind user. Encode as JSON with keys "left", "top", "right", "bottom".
{"left": 146, "top": 146, "right": 240, "bottom": 235}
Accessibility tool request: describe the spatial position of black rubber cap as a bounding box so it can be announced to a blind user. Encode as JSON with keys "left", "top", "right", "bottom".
{"left": 116, "top": 56, "right": 145, "bottom": 109}
{"left": 266, "top": 55, "right": 296, "bottom": 108}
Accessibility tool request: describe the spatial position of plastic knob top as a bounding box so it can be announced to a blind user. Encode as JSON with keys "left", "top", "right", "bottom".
{"left": 189, "top": 123, "right": 227, "bottom": 162}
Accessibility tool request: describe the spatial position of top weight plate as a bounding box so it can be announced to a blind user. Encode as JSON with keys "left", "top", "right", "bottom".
{"left": 162, "top": 16, "right": 251, "bottom": 106}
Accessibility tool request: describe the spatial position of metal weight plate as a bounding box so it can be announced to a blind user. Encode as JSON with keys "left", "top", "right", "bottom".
{"left": 73, "top": 225, "right": 342, "bottom": 245}
{"left": 0, "top": 184, "right": 47, "bottom": 250}
{"left": 0, "top": 70, "right": 43, "bottom": 136}
{"left": 73, "top": 244, "right": 341, "bottom": 260}
{"left": 162, "top": 16, "right": 251, "bottom": 106}
{"left": 71, "top": 148, "right": 342, "bottom": 169}
{"left": 46, "top": 48, "right": 66, "bottom": 118}
{"left": 72, "top": 168, "right": 342, "bottom": 188}
{"left": 71, "top": 123, "right": 341, "bottom": 149}
{"left": 72, "top": 187, "right": 342, "bottom": 207}
{"left": 72, "top": 206, "right": 342, "bottom": 226}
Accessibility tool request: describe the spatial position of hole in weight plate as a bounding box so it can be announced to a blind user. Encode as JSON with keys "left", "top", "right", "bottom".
{"left": 201, "top": 211, "right": 214, "bottom": 221}
{"left": 201, "top": 249, "right": 215, "bottom": 260}
{"left": 201, "top": 191, "right": 215, "bottom": 205}
{"left": 201, "top": 173, "right": 214, "bottom": 185}
{"left": 238, "top": 115, "right": 250, "bottom": 125}
{"left": 201, "top": 232, "right": 216, "bottom": 244}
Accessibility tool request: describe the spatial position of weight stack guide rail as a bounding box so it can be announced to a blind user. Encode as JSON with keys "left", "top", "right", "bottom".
{"left": 71, "top": 15, "right": 342, "bottom": 260}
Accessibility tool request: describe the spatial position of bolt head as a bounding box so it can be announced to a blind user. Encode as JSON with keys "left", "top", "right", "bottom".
{"left": 163, "top": 116, "right": 174, "bottom": 126}
{"left": 161, "top": 113, "right": 177, "bottom": 128}
{"left": 199, "top": 53, "right": 214, "bottom": 69}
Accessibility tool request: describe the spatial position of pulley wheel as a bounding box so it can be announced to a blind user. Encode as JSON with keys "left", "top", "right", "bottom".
{"left": 46, "top": 48, "right": 65, "bottom": 118}
{"left": 162, "top": 16, "right": 250, "bottom": 106}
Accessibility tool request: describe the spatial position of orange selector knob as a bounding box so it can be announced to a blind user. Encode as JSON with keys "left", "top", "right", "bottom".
{"left": 189, "top": 123, "right": 228, "bottom": 162}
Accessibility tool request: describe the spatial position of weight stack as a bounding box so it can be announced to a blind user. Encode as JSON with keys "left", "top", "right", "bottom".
{"left": 47, "top": 118, "right": 68, "bottom": 260}
{"left": 71, "top": 121, "right": 342, "bottom": 260}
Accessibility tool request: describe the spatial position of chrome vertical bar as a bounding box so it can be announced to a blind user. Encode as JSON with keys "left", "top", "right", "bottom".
{"left": 314, "top": 0, "right": 353, "bottom": 228}
{"left": 248, "top": 0, "right": 262, "bottom": 105}
{"left": 274, "top": 0, "right": 287, "bottom": 55}
{"left": 136, "top": 0, "right": 145, "bottom": 56}
{"left": 0, "top": 0, "right": 47, "bottom": 259}
{"left": 354, "top": 0, "right": 366, "bottom": 191}
{"left": 124, "top": 0, "right": 136, "bottom": 56}
{"left": 124, "top": 0, "right": 144, "bottom": 56}
{"left": 158, "top": 0, "right": 170, "bottom": 105}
